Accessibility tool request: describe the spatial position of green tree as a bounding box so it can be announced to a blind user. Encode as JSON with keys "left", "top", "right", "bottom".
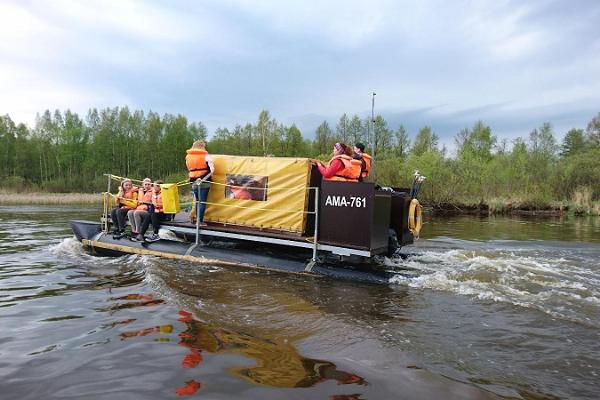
{"left": 393, "top": 125, "right": 410, "bottom": 158}
{"left": 560, "top": 128, "right": 586, "bottom": 157}
{"left": 411, "top": 126, "right": 439, "bottom": 156}
{"left": 335, "top": 114, "right": 350, "bottom": 144}
{"left": 314, "top": 121, "right": 333, "bottom": 155}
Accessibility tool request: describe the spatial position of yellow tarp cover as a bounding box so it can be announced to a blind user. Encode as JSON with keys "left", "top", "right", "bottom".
{"left": 205, "top": 155, "right": 312, "bottom": 233}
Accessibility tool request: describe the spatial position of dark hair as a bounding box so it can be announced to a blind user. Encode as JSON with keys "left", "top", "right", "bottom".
{"left": 154, "top": 180, "right": 163, "bottom": 185}
{"left": 343, "top": 145, "right": 353, "bottom": 157}
{"left": 355, "top": 142, "right": 365, "bottom": 152}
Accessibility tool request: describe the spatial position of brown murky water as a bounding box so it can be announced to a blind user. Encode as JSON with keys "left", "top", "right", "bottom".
{"left": 1, "top": 206, "right": 599, "bottom": 399}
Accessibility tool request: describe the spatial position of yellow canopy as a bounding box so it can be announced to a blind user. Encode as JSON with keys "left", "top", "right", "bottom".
{"left": 204, "top": 155, "right": 312, "bottom": 234}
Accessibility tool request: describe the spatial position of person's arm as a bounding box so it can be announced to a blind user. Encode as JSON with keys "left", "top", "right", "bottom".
{"left": 318, "top": 159, "right": 343, "bottom": 179}
{"left": 201, "top": 154, "right": 214, "bottom": 181}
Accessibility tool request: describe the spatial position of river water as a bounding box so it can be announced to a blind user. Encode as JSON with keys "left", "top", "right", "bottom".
{"left": 1, "top": 205, "right": 599, "bottom": 399}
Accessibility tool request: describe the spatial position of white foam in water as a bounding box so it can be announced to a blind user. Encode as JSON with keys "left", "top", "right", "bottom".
{"left": 389, "top": 245, "right": 600, "bottom": 327}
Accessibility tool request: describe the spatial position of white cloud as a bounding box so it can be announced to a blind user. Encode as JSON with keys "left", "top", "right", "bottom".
{"left": 0, "top": 0, "right": 598, "bottom": 137}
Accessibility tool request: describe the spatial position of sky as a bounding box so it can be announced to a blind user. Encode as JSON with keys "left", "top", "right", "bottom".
{"left": 1, "top": 0, "right": 599, "bottom": 149}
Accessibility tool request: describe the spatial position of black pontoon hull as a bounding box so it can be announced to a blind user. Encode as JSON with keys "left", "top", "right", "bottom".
{"left": 69, "top": 220, "right": 396, "bottom": 284}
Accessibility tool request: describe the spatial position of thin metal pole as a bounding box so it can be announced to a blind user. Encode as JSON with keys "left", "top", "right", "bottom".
{"left": 195, "top": 197, "right": 200, "bottom": 245}
{"left": 312, "top": 187, "right": 319, "bottom": 262}
{"left": 104, "top": 174, "right": 111, "bottom": 232}
{"left": 371, "top": 92, "right": 376, "bottom": 158}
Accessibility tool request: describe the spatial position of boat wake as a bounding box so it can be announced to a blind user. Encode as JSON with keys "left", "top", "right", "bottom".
{"left": 388, "top": 238, "right": 600, "bottom": 327}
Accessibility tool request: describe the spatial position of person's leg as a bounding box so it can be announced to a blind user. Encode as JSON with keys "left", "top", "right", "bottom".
{"left": 127, "top": 210, "right": 137, "bottom": 233}
{"left": 134, "top": 210, "right": 147, "bottom": 234}
{"left": 139, "top": 211, "right": 152, "bottom": 236}
{"left": 197, "top": 185, "right": 210, "bottom": 223}
{"left": 153, "top": 213, "right": 166, "bottom": 233}
{"left": 110, "top": 207, "right": 120, "bottom": 232}
{"left": 146, "top": 213, "right": 165, "bottom": 242}
{"left": 117, "top": 208, "right": 129, "bottom": 231}
{"left": 190, "top": 181, "right": 199, "bottom": 222}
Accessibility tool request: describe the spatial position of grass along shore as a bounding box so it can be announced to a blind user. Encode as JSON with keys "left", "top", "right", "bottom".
{"left": 0, "top": 191, "right": 101, "bottom": 205}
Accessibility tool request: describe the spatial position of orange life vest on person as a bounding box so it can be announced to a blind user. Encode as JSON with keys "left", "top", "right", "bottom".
{"left": 119, "top": 187, "right": 138, "bottom": 209}
{"left": 361, "top": 153, "right": 372, "bottom": 178}
{"left": 325, "top": 155, "right": 362, "bottom": 182}
{"left": 136, "top": 189, "right": 153, "bottom": 211}
{"left": 186, "top": 148, "right": 210, "bottom": 179}
{"left": 152, "top": 192, "right": 163, "bottom": 213}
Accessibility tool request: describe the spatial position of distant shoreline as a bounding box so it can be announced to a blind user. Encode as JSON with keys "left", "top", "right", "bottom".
{"left": 0, "top": 192, "right": 101, "bottom": 205}
{"left": 1, "top": 191, "right": 598, "bottom": 216}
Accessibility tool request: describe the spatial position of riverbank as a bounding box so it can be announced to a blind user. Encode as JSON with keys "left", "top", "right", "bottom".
{"left": 428, "top": 199, "right": 600, "bottom": 216}
{"left": 0, "top": 191, "right": 101, "bottom": 205}
{"left": 1, "top": 190, "right": 599, "bottom": 216}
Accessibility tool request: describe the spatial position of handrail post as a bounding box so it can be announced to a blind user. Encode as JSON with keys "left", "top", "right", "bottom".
{"left": 312, "top": 186, "right": 319, "bottom": 262}
{"left": 195, "top": 199, "right": 201, "bottom": 246}
{"left": 104, "top": 174, "right": 111, "bottom": 232}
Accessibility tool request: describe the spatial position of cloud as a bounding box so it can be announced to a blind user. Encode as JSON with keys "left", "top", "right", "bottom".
{"left": 0, "top": 0, "right": 598, "bottom": 145}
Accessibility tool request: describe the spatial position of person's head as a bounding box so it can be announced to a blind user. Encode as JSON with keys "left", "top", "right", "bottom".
{"left": 354, "top": 142, "right": 365, "bottom": 153}
{"left": 142, "top": 178, "right": 152, "bottom": 190}
{"left": 121, "top": 179, "right": 133, "bottom": 191}
{"left": 192, "top": 140, "right": 206, "bottom": 149}
{"left": 153, "top": 180, "right": 163, "bottom": 193}
{"left": 333, "top": 142, "right": 347, "bottom": 156}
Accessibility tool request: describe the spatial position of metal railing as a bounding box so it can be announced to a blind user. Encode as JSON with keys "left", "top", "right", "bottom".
{"left": 102, "top": 173, "right": 321, "bottom": 263}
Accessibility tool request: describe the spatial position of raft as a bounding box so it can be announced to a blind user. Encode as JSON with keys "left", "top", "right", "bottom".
{"left": 71, "top": 156, "right": 422, "bottom": 284}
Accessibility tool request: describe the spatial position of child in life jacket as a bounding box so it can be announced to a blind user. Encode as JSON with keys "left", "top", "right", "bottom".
{"left": 111, "top": 179, "right": 138, "bottom": 238}
{"left": 134, "top": 180, "right": 166, "bottom": 243}
{"left": 128, "top": 178, "right": 153, "bottom": 240}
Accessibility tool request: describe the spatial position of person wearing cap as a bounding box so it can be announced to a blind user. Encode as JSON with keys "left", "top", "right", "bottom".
{"left": 185, "top": 140, "right": 214, "bottom": 226}
{"left": 313, "top": 143, "right": 361, "bottom": 182}
{"left": 353, "top": 142, "right": 372, "bottom": 180}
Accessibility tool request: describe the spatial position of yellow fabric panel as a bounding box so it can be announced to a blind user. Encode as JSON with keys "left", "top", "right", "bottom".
{"left": 205, "top": 155, "right": 311, "bottom": 233}
{"left": 161, "top": 184, "right": 181, "bottom": 214}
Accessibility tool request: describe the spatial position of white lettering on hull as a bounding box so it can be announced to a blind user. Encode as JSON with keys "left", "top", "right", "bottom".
{"left": 325, "top": 195, "right": 367, "bottom": 208}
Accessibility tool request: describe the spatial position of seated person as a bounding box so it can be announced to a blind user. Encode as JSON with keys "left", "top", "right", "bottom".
{"left": 314, "top": 143, "right": 362, "bottom": 182}
{"left": 353, "top": 142, "right": 371, "bottom": 180}
{"left": 133, "top": 180, "right": 166, "bottom": 242}
{"left": 128, "top": 178, "right": 153, "bottom": 239}
{"left": 110, "top": 179, "right": 138, "bottom": 238}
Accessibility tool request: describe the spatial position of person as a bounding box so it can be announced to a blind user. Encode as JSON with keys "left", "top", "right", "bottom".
{"left": 133, "top": 180, "right": 166, "bottom": 242}
{"left": 353, "top": 142, "right": 372, "bottom": 180}
{"left": 128, "top": 178, "right": 153, "bottom": 239}
{"left": 186, "top": 140, "right": 214, "bottom": 226}
{"left": 110, "top": 179, "right": 138, "bottom": 238}
{"left": 314, "top": 143, "right": 361, "bottom": 182}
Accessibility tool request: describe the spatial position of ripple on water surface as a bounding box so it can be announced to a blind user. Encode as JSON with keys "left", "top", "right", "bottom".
{"left": 1, "top": 207, "right": 600, "bottom": 399}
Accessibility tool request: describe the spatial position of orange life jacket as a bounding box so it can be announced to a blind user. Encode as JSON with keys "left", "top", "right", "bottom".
{"left": 186, "top": 148, "right": 210, "bottom": 179}
{"left": 119, "top": 187, "right": 138, "bottom": 209}
{"left": 136, "top": 189, "right": 153, "bottom": 211}
{"left": 325, "top": 155, "right": 362, "bottom": 182}
{"left": 152, "top": 192, "right": 163, "bottom": 213}
{"left": 361, "top": 153, "right": 372, "bottom": 178}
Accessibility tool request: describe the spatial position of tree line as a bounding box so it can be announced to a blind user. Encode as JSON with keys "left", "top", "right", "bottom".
{"left": 1, "top": 107, "right": 599, "bottom": 208}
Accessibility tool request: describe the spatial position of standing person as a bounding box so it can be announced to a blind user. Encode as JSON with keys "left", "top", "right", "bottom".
{"left": 185, "top": 140, "right": 214, "bottom": 226}
{"left": 128, "top": 178, "right": 153, "bottom": 240}
{"left": 110, "top": 179, "right": 138, "bottom": 238}
{"left": 314, "top": 143, "right": 361, "bottom": 182}
{"left": 353, "top": 142, "right": 372, "bottom": 180}
{"left": 134, "top": 180, "right": 165, "bottom": 243}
